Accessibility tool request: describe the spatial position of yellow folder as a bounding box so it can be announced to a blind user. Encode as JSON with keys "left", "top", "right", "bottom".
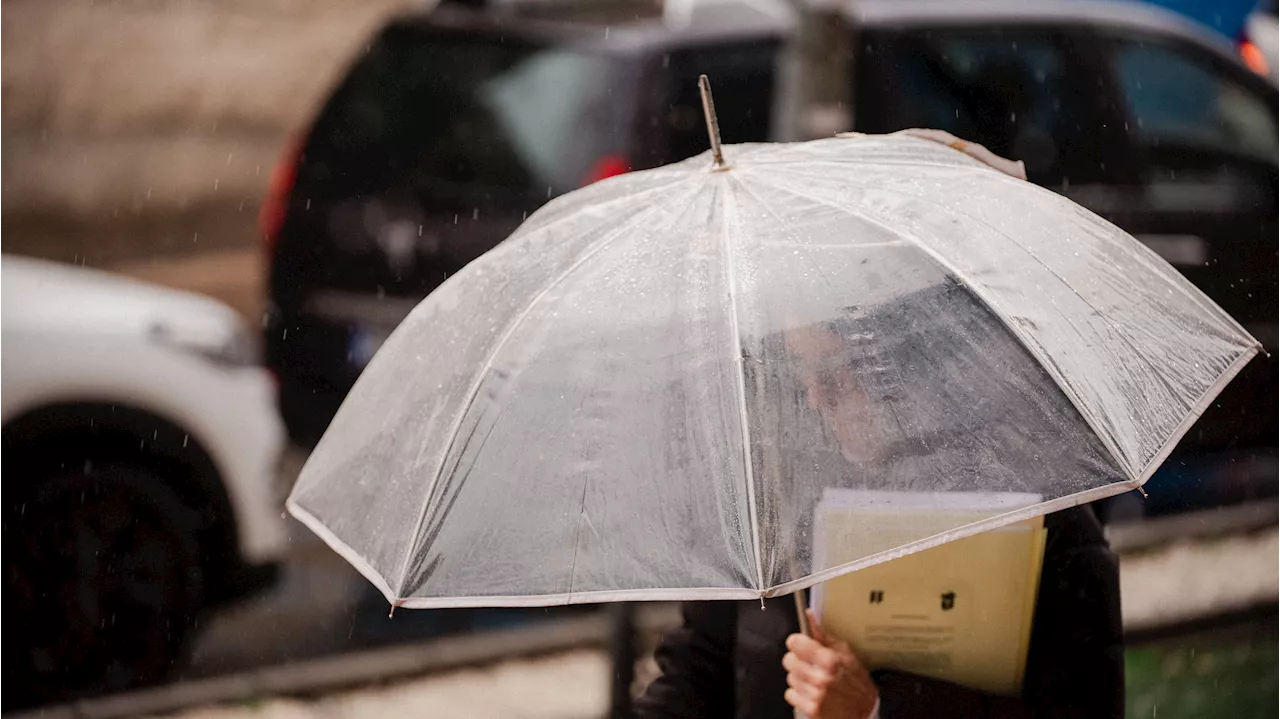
{"left": 811, "top": 490, "right": 1047, "bottom": 697}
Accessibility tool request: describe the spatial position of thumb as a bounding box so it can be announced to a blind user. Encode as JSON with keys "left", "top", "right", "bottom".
{"left": 805, "top": 608, "right": 834, "bottom": 646}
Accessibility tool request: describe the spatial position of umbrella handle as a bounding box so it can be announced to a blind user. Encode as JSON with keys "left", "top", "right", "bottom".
{"left": 793, "top": 589, "right": 811, "bottom": 637}
{"left": 792, "top": 590, "right": 812, "bottom": 719}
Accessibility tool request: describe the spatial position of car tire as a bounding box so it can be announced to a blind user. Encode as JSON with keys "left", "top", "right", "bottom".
{"left": 3, "top": 460, "right": 205, "bottom": 709}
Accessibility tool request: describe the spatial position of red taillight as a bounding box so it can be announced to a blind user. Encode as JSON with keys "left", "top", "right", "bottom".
{"left": 1241, "top": 40, "right": 1269, "bottom": 76}
{"left": 583, "top": 154, "right": 631, "bottom": 186}
{"left": 259, "top": 136, "right": 303, "bottom": 254}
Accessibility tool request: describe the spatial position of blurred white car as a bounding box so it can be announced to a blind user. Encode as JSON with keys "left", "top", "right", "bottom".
{"left": 1, "top": 255, "right": 287, "bottom": 708}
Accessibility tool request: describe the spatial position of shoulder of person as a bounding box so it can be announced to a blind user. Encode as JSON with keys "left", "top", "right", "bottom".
{"left": 1044, "top": 504, "right": 1109, "bottom": 552}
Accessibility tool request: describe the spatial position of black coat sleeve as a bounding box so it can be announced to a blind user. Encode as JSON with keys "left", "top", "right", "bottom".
{"left": 877, "top": 505, "right": 1125, "bottom": 719}
{"left": 634, "top": 600, "right": 738, "bottom": 719}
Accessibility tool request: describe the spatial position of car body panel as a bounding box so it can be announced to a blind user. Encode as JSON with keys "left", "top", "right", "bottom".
{"left": 2, "top": 256, "right": 287, "bottom": 563}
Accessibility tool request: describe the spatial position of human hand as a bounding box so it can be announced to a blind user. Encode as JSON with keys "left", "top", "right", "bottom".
{"left": 783, "top": 609, "right": 879, "bottom": 718}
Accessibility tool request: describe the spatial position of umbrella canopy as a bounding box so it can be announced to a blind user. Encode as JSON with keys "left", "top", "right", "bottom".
{"left": 287, "top": 131, "right": 1260, "bottom": 609}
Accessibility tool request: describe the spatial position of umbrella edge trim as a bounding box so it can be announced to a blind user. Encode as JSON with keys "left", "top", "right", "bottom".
{"left": 1137, "top": 342, "right": 1264, "bottom": 484}
{"left": 286, "top": 498, "right": 399, "bottom": 605}
{"left": 391, "top": 587, "right": 764, "bottom": 609}
{"left": 759, "top": 477, "right": 1142, "bottom": 599}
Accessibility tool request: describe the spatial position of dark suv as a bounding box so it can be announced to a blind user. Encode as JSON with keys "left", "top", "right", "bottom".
{"left": 263, "top": 0, "right": 1277, "bottom": 513}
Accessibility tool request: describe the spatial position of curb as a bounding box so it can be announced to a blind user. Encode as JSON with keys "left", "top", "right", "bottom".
{"left": 1106, "top": 499, "right": 1277, "bottom": 554}
{"left": 10, "top": 605, "right": 679, "bottom": 719}
{"left": 10, "top": 618, "right": 600, "bottom": 719}
{"left": 1125, "top": 601, "right": 1278, "bottom": 646}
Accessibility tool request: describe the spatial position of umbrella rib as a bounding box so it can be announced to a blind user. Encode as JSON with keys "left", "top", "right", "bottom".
{"left": 389, "top": 186, "right": 688, "bottom": 599}
{"left": 719, "top": 175, "right": 767, "bottom": 595}
{"left": 742, "top": 169, "right": 1140, "bottom": 486}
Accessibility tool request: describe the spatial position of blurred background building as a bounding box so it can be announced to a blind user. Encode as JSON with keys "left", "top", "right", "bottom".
{"left": 2, "top": 0, "right": 411, "bottom": 318}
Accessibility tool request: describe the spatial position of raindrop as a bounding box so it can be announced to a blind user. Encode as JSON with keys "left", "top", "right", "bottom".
{"left": 305, "top": 198, "right": 312, "bottom": 210}
{"left": 182, "top": 434, "right": 189, "bottom": 448}
{"left": 454, "top": 214, "right": 459, "bottom": 225}
{"left": 604, "top": 26, "right": 610, "bottom": 39}
{"left": 213, "top": 178, "right": 220, "bottom": 191}
{"left": 418, "top": 224, "right": 423, "bottom": 236}
{"left": 472, "top": 207, "right": 479, "bottom": 220}
{"left": 283, "top": 328, "right": 289, "bottom": 340}
{"left": 547, "top": 186, "right": 553, "bottom": 198}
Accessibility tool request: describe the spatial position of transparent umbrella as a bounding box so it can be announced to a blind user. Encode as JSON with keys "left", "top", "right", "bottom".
{"left": 287, "top": 83, "right": 1260, "bottom": 613}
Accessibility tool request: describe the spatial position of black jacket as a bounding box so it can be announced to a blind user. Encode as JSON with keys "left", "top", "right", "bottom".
{"left": 635, "top": 506, "right": 1124, "bottom": 719}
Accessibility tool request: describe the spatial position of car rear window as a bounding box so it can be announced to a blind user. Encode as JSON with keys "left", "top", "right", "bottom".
{"left": 1112, "top": 38, "right": 1278, "bottom": 164}
{"left": 855, "top": 28, "right": 1109, "bottom": 185}
{"left": 298, "top": 25, "right": 631, "bottom": 205}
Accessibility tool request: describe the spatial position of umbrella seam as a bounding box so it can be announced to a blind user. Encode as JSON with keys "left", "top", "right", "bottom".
{"left": 720, "top": 174, "right": 767, "bottom": 594}
{"left": 743, "top": 169, "right": 1144, "bottom": 482}
{"left": 390, "top": 182, "right": 691, "bottom": 598}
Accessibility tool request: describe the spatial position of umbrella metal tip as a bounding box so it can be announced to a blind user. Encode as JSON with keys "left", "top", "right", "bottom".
{"left": 698, "top": 74, "right": 725, "bottom": 168}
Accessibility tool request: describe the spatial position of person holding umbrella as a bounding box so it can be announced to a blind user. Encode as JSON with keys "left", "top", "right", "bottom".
{"left": 284, "top": 82, "right": 1256, "bottom": 719}
{"left": 635, "top": 278, "right": 1126, "bottom": 718}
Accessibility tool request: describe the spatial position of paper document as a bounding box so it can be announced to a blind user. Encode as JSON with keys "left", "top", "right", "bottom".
{"left": 811, "top": 490, "right": 1047, "bottom": 697}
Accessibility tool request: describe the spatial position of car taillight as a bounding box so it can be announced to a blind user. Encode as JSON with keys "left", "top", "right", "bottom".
{"left": 1241, "top": 40, "right": 1269, "bottom": 76}
{"left": 259, "top": 136, "right": 303, "bottom": 255}
{"left": 583, "top": 154, "right": 631, "bottom": 186}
